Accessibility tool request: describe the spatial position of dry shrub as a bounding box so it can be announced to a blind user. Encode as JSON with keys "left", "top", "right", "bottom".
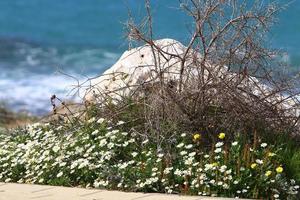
{"left": 56, "top": 0, "right": 300, "bottom": 145}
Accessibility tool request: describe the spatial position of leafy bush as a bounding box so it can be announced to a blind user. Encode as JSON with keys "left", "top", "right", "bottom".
{"left": 0, "top": 118, "right": 298, "bottom": 199}
{"left": 285, "top": 150, "right": 300, "bottom": 183}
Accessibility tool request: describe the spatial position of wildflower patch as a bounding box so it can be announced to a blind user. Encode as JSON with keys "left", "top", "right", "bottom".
{"left": 0, "top": 120, "right": 299, "bottom": 199}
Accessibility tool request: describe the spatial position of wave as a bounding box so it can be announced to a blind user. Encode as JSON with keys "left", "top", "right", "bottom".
{"left": 0, "top": 37, "right": 121, "bottom": 115}
{"left": 0, "top": 37, "right": 120, "bottom": 74}
{"left": 0, "top": 74, "right": 87, "bottom": 115}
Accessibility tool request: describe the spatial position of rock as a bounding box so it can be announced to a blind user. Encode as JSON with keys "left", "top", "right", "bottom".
{"left": 84, "top": 39, "right": 190, "bottom": 101}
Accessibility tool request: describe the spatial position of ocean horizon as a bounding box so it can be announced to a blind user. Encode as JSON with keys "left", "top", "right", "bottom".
{"left": 0, "top": 0, "right": 299, "bottom": 115}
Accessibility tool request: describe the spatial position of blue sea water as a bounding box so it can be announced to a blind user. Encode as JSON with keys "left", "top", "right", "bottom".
{"left": 0, "top": 0, "right": 299, "bottom": 115}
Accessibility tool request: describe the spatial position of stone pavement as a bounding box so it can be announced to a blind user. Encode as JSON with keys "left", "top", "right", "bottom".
{"left": 0, "top": 183, "right": 243, "bottom": 200}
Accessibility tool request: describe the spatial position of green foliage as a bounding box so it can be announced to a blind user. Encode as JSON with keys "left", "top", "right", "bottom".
{"left": 263, "top": 133, "right": 300, "bottom": 184}
{"left": 0, "top": 119, "right": 299, "bottom": 199}
{"left": 289, "top": 152, "right": 300, "bottom": 182}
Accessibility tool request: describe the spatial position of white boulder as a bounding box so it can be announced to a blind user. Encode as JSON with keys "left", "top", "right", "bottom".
{"left": 84, "top": 39, "right": 189, "bottom": 101}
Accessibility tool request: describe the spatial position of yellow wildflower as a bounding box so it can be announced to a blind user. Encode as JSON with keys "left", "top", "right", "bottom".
{"left": 268, "top": 152, "right": 276, "bottom": 157}
{"left": 212, "top": 162, "right": 218, "bottom": 167}
{"left": 276, "top": 166, "right": 283, "bottom": 173}
{"left": 265, "top": 170, "right": 272, "bottom": 177}
{"left": 218, "top": 133, "right": 226, "bottom": 139}
{"left": 193, "top": 133, "right": 201, "bottom": 140}
{"left": 250, "top": 163, "right": 257, "bottom": 169}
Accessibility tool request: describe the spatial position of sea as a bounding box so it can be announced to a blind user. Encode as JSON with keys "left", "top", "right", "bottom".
{"left": 0, "top": 0, "right": 299, "bottom": 115}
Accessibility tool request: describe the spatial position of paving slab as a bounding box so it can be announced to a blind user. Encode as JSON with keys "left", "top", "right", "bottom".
{"left": 0, "top": 182, "right": 243, "bottom": 200}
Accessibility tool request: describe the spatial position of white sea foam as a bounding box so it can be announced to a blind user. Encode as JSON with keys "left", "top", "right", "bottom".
{"left": 0, "top": 74, "right": 86, "bottom": 115}
{"left": 0, "top": 38, "right": 121, "bottom": 115}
